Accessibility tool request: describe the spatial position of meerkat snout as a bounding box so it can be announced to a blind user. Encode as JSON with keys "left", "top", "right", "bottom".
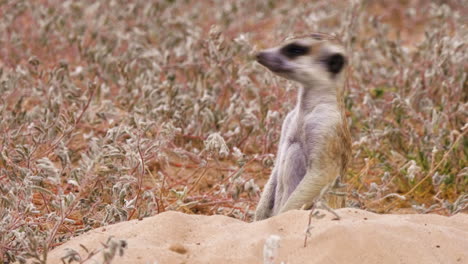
{"left": 256, "top": 51, "right": 292, "bottom": 73}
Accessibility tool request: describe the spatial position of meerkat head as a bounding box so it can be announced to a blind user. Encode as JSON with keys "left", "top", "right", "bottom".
{"left": 256, "top": 34, "right": 347, "bottom": 88}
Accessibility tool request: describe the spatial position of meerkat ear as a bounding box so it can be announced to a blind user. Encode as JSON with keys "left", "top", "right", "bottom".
{"left": 325, "top": 53, "right": 346, "bottom": 74}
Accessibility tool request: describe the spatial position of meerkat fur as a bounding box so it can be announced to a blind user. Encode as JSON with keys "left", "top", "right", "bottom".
{"left": 254, "top": 34, "right": 351, "bottom": 221}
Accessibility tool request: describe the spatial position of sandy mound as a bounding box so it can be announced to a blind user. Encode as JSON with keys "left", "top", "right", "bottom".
{"left": 47, "top": 209, "right": 468, "bottom": 264}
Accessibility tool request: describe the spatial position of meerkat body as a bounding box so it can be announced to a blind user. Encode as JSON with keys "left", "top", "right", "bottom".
{"left": 255, "top": 34, "right": 351, "bottom": 220}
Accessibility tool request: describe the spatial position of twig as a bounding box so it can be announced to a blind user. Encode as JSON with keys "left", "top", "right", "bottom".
{"left": 128, "top": 133, "right": 145, "bottom": 220}
{"left": 303, "top": 177, "right": 342, "bottom": 247}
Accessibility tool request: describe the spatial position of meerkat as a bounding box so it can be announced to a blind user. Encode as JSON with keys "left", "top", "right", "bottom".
{"left": 254, "top": 33, "right": 351, "bottom": 221}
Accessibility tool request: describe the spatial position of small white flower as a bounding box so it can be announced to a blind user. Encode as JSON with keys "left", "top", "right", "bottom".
{"left": 406, "top": 160, "right": 421, "bottom": 181}
{"left": 204, "top": 133, "right": 230, "bottom": 158}
{"left": 264, "top": 235, "right": 281, "bottom": 264}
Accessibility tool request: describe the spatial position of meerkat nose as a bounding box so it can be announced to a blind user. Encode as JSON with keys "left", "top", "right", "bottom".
{"left": 256, "top": 51, "right": 274, "bottom": 67}
{"left": 256, "top": 52, "right": 266, "bottom": 62}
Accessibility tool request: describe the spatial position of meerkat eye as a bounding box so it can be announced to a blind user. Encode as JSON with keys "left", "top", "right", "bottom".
{"left": 324, "top": 53, "right": 346, "bottom": 74}
{"left": 281, "top": 43, "right": 309, "bottom": 58}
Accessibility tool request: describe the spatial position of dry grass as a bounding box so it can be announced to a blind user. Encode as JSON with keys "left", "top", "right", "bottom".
{"left": 0, "top": 0, "right": 466, "bottom": 263}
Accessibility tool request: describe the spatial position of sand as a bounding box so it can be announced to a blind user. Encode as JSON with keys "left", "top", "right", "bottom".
{"left": 47, "top": 208, "right": 468, "bottom": 264}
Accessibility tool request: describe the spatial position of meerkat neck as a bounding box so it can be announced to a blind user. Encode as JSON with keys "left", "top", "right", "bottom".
{"left": 296, "top": 84, "right": 338, "bottom": 115}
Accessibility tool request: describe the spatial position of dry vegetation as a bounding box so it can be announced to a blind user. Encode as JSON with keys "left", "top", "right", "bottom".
{"left": 0, "top": 0, "right": 467, "bottom": 262}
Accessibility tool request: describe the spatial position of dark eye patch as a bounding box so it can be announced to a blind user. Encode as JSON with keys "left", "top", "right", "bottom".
{"left": 323, "top": 53, "right": 346, "bottom": 74}
{"left": 280, "top": 43, "right": 309, "bottom": 58}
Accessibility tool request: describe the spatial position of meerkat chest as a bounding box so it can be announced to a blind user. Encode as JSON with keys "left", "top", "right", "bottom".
{"left": 282, "top": 108, "right": 340, "bottom": 159}
{"left": 275, "top": 112, "right": 311, "bottom": 177}
{"left": 273, "top": 106, "right": 341, "bottom": 211}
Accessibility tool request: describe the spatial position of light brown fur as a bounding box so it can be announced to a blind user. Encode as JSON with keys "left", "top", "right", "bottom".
{"left": 254, "top": 35, "right": 351, "bottom": 220}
